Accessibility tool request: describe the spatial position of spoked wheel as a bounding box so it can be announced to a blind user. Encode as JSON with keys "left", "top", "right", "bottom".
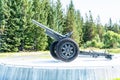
{"left": 50, "top": 41, "right": 59, "bottom": 60}
{"left": 56, "top": 38, "right": 79, "bottom": 62}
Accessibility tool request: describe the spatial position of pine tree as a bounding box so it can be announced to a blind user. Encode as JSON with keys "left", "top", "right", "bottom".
{"left": 118, "top": 21, "right": 120, "bottom": 34}
{"left": 75, "top": 10, "right": 83, "bottom": 46}
{"left": 83, "top": 11, "right": 95, "bottom": 43}
{"left": 0, "top": 0, "right": 10, "bottom": 52}
{"left": 46, "top": 1, "right": 55, "bottom": 49}
{"left": 47, "top": 0, "right": 64, "bottom": 49}
{"left": 3, "top": 0, "right": 31, "bottom": 52}
{"left": 23, "top": 0, "right": 34, "bottom": 51}
{"left": 107, "top": 18, "right": 113, "bottom": 31}
{"left": 96, "top": 15, "right": 104, "bottom": 41}
{"left": 16, "top": 0, "right": 30, "bottom": 51}
{"left": 55, "top": 0, "right": 64, "bottom": 33}
{"left": 63, "top": 1, "right": 80, "bottom": 44}
{"left": 31, "top": 0, "right": 50, "bottom": 51}
{"left": 112, "top": 23, "right": 120, "bottom": 33}
{"left": 5, "top": 0, "right": 25, "bottom": 52}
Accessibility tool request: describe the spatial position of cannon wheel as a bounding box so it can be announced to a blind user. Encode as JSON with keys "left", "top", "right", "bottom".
{"left": 50, "top": 41, "right": 59, "bottom": 60}
{"left": 56, "top": 38, "right": 79, "bottom": 62}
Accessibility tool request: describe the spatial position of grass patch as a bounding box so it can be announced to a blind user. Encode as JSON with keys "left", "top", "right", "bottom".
{"left": 113, "top": 78, "right": 120, "bottom": 80}
{"left": 0, "top": 52, "right": 15, "bottom": 58}
{"left": 0, "top": 51, "right": 50, "bottom": 59}
{"left": 0, "top": 48, "right": 119, "bottom": 59}
{"left": 81, "top": 47, "right": 120, "bottom": 54}
{"left": 107, "top": 48, "right": 120, "bottom": 54}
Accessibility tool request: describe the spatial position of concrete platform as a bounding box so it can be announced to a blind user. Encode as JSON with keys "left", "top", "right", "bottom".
{"left": 0, "top": 54, "right": 120, "bottom": 80}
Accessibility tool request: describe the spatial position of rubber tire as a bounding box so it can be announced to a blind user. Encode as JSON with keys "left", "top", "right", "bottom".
{"left": 50, "top": 41, "right": 59, "bottom": 60}
{"left": 56, "top": 38, "right": 79, "bottom": 62}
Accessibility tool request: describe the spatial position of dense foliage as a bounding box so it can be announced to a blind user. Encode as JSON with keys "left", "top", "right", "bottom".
{"left": 0, "top": 0, "right": 120, "bottom": 52}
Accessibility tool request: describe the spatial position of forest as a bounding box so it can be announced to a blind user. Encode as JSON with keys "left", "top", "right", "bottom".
{"left": 0, "top": 0, "right": 120, "bottom": 52}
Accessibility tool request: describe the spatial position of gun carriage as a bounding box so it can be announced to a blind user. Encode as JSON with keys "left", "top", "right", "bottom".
{"left": 32, "top": 20, "right": 113, "bottom": 62}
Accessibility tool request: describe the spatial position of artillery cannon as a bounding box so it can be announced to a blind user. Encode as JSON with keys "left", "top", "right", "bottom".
{"left": 32, "top": 20, "right": 113, "bottom": 62}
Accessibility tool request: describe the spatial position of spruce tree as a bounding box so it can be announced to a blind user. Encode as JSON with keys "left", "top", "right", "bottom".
{"left": 47, "top": 0, "right": 64, "bottom": 49}
{"left": 5, "top": 0, "right": 24, "bottom": 52}
{"left": 107, "top": 18, "right": 113, "bottom": 31}
{"left": 55, "top": 0, "right": 64, "bottom": 33}
{"left": 4, "top": 0, "right": 31, "bottom": 52}
{"left": 83, "top": 11, "right": 95, "bottom": 43}
{"left": 96, "top": 16, "right": 104, "bottom": 41}
{"left": 0, "top": 0, "right": 10, "bottom": 52}
{"left": 75, "top": 10, "right": 83, "bottom": 46}
{"left": 112, "top": 23, "right": 120, "bottom": 33}
{"left": 46, "top": 2, "right": 55, "bottom": 49}
{"left": 23, "top": 0, "right": 34, "bottom": 51}
{"left": 32, "top": 0, "right": 50, "bottom": 50}
{"left": 16, "top": 0, "right": 30, "bottom": 51}
{"left": 63, "top": 1, "right": 80, "bottom": 44}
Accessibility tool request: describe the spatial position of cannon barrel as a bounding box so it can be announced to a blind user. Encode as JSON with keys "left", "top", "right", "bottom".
{"left": 32, "top": 19, "right": 64, "bottom": 40}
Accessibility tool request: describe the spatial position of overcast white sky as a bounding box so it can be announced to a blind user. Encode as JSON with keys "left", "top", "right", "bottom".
{"left": 59, "top": 0, "right": 120, "bottom": 24}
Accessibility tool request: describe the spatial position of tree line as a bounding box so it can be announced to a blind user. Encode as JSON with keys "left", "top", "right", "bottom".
{"left": 0, "top": 0, "right": 120, "bottom": 52}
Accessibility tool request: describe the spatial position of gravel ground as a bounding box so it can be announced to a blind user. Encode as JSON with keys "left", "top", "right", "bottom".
{"left": 0, "top": 52, "right": 120, "bottom": 68}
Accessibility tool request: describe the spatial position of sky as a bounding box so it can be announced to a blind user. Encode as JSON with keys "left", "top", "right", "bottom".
{"left": 59, "top": 0, "right": 120, "bottom": 24}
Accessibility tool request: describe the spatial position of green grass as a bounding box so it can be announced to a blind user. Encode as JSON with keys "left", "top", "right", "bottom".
{"left": 0, "top": 48, "right": 119, "bottom": 59}
{"left": 0, "top": 51, "right": 50, "bottom": 59}
{"left": 81, "top": 47, "right": 120, "bottom": 54}
{"left": 113, "top": 78, "right": 120, "bottom": 80}
{"left": 107, "top": 48, "right": 120, "bottom": 54}
{"left": 0, "top": 52, "right": 15, "bottom": 58}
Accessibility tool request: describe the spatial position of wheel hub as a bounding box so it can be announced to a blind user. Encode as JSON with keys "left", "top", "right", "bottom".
{"left": 61, "top": 42, "right": 75, "bottom": 59}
